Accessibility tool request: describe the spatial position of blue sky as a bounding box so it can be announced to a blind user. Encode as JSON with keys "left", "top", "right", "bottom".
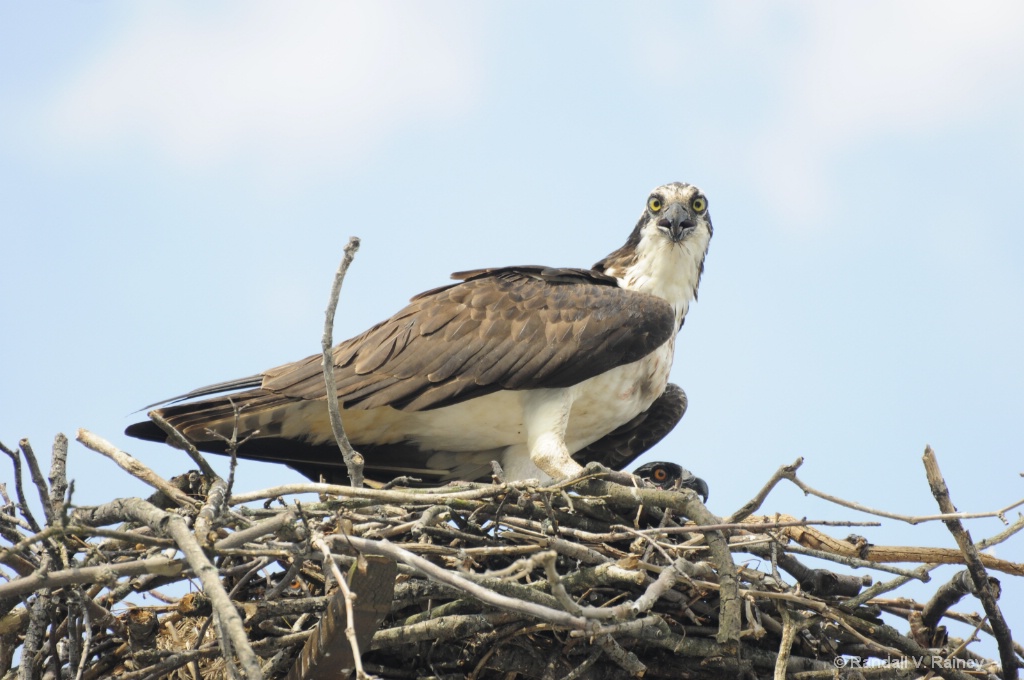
{"left": 2, "top": 1, "right": 1023, "bottom": 653}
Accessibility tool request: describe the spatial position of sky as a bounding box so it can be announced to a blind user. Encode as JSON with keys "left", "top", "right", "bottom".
{"left": 2, "top": 0, "right": 1023, "bottom": 657}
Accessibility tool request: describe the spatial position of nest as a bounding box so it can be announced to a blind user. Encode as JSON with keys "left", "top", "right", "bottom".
{"left": 1, "top": 432, "right": 1023, "bottom": 680}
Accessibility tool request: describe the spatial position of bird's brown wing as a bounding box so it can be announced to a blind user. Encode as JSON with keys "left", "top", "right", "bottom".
{"left": 261, "top": 267, "right": 674, "bottom": 411}
{"left": 127, "top": 266, "right": 675, "bottom": 456}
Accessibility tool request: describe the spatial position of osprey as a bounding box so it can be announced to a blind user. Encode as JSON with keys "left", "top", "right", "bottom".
{"left": 127, "top": 182, "right": 713, "bottom": 485}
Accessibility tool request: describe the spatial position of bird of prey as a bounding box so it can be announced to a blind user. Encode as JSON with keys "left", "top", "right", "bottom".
{"left": 127, "top": 182, "right": 713, "bottom": 485}
{"left": 633, "top": 461, "right": 709, "bottom": 501}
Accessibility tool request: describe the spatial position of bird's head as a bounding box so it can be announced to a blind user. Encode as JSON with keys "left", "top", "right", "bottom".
{"left": 595, "top": 182, "right": 713, "bottom": 313}
{"left": 633, "top": 461, "right": 710, "bottom": 502}
{"left": 640, "top": 182, "right": 712, "bottom": 245}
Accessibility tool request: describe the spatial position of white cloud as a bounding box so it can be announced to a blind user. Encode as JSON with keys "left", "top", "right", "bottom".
{"left": 631, "top": 2, "right": 1024, "bottom": 228}
{"left": 46, "top": 2, "right": 482, "bottom": 171}
{"left": 748, "top": 1, "right": 1024, "bottom": 226}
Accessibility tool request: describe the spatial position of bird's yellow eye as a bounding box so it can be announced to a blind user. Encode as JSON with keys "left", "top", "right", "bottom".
{"left": 653, "top": 467, "right": 667, "bottom": 481}
{"left": 648, "top": 197, "right": 662, "bottom": 213}
{"left": 691, "top": 196, "right": 707, "bottom": 213}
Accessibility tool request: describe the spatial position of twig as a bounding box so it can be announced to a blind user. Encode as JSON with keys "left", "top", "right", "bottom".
{"left": 311, "top": 534, "right": 369, "bottom": 679}
{"left": 98, "top": 497, "right": 264, "bottom": 679}
{"left": 18, "top": 439, "right": 54, "bottom": 529}
{"left": 214, "top": 508, "right": 298, "bottom": 551}
{"left": 193, "top": 477, "right": 228, "bottom": 547}
{"left": 228, "top": 479, "right": 537, "bottom": 505}
{"left": 784, "top": 458, "right": 1021, "bottom": 526}
{"left": 0, "top": 556, "right": 185, "bottom": 600}
{"left": 320, "top": 236, "right": 364, "bottom": 488}
{"left": 47, "top": 434, "right": 69, "bottom": 530}
{"left": 1, "top": 440, "right": 41, "bottom": 533}
{"left": 332, "top": 534, "right": 593, "bottom": 630}
{"left": 774, "top": 606, "right": 805, "bottom": 680}
{"left": 148, "top": 412, "right": 221, "bottom": 481}
{"left": 781, "top": 542, "right": 931, "bottom": 579}
{"left": 726, "top": 457, "right": 804, "bottom": 524}
{"left": 583, "top": 479, "right": 742, "bottom": 644}
{"left": 75, "top": 430, "right": 199, "bottom": 509}
{"left": 923, "top": 445, "right": 1018, "bottom": 680}
{"left": 922, "top": 570, "right": 990, "bottom": 631}
{"left": 597, "top": 634, "right": 646, "bottom": 676}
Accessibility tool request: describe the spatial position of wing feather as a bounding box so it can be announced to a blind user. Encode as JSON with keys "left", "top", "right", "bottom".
{"left": 325, "top": 269, "right": 674, "bottom": 409}
{"left": 137, "top": 267, "right": 676, "bottom": 429}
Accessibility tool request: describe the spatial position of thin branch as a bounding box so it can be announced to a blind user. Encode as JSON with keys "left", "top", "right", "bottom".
{"left": 117, "top": 497, "right": 264, "bottom": 680}
{"left": 147, "top": 412, "right": 220, "bottom": 481}
{"left": 923, "top": 445, "right": 1017, "bottom": 680}
{"left": 228, "top": 479, "right": 537, "bottom": 505}
{"left": 785, "top": 459, "right": 1021, "bottom": 526}
{"left": 75, "top": 430, "right": 199, "bottom": 509}
{"left": 310, "top": 534, "right": 368, "bottom": 680}
{"left": 320, "top": 236, "right": 364, "bottom": 488}
{"left": 726, "top": 457, "right": 804, "bottom": 524}
{"left": 0, "top": 556, "right": 185, "bottom": 601}
{"left": 1, "top": 439, "right": 41, "bottom": 533}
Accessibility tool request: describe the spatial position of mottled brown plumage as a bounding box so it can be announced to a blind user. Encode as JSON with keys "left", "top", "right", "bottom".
{"left": 127, "top": 182, "right": 713, "bottom": 485}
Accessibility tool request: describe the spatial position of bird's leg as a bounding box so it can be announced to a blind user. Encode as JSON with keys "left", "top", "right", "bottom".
{"left": 520, "top": 389, "right": 584, "bottom": 481}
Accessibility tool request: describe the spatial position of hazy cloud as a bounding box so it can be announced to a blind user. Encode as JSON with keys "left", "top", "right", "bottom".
{"left": 631, "top": 2, "right": 1024, "bottom": 227}
{"left": 45, "top": 2, "right": 482, "bottom": 172}
{"left": 752, "top": 2, "right": 1024, "bottom": 224}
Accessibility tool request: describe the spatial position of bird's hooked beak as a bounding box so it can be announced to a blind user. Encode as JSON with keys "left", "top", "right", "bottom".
{"left": 657, "top": 203, "right": 697, "bottom": 243}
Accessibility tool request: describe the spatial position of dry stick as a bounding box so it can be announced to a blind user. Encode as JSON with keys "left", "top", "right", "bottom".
{"left": 21, "top": 579, "right": 50, "bottom": 680}
{"left": 632, "top": 558, "right": 687, "bottom": 615}
{"left": 0, "top": 525, "right": 64, "bottom": 568}
{"left": 842, "top": 513, "right": 1024, "bottom": 610}
{"left": 47, "top": 434, "right": 69, "bottom": 527}
{"left": 728, "top": 455, "right": 1024, "bottom": 527}
{"left": 726, "top": 457, "right": 805, "bottom": 524}
{"left": 193, "top": 477, "right": 228, "bottom": 548}
{"left": 311, "top": 534, "right": 368, "bottom": 680}
{"left": 921, "top": 570, "right": 987, "bottom": 632}
{"left": 584, "top": 479, "right": 742, "bottom": 644}
{"left": 214, "top": 508, "right": 297, "bottom": 551}
{"left": 148, "top": 412, "right": 220, "bottom": 481}
{"left": 774, "top": 606, "right": 804, "bottom": 680}
{"left": 98, "top": 497, "right": 263, "bottom": 680}
{"left": 331, "top": 534, "right": 591, "bottom": 630}
{"left": 922, "top": 446, "right": 1018, "bottom": 680}
{"left": 17, "top": 439, "right": 54, "bottom": 528}
{"left": 229, "top": 479, "right": 537, "bottom": 505}
{"left": 72, "top": 591, "right": 92, "bottom": 680}
{"left": 0, "top": 556, "right": 185, "bottom": 601}
{"left": 780, "top": 542, "right": 929, "bottom": 579}
{"left": 320, "top": 236, "right": 364, "bottom": 488}
{"left": 636, "top": 518, "right": 880, "bottom": 535}
{"left": 75, "top": 430, "right": 199, "bottom": 509}
{"left": 0, "top": 440, "right": 42, "bottom": 534}
{"left": 786, "top": 459, "right": 1022, "bottom": 526}
{"left": 597, "top": 634, "right": 646, "bottom": 676}
{"left": 537, "top": 551, "right": 585, "bottom": 616}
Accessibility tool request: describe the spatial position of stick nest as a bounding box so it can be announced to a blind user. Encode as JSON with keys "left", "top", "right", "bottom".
{"left": 1, "top": 434, "right": 1023, "bottom": 680}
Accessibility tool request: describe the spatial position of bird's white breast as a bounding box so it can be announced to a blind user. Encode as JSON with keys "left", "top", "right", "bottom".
{"left": 615, "top": 226, "right": 711, "bottom": 325}
{"left": 296, "top": 339, "right": 675, "bottom": 455}
{"left": 563, "top": 337, "right": 675, "bottom": 449}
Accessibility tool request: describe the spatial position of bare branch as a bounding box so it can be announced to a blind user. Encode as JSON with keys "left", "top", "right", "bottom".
{"left": 75, "top": 429, "right": 199, "bottom": 509}
{"left": 320, "top": 236, "right": 364, "bottom": 488}
{"left": 923, "top": 445, "right": 1018, "bottom": 680}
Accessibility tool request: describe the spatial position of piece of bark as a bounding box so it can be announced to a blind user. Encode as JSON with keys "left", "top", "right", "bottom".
{"left": 287, "top": 555, "right": 397, "bottom": 680}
